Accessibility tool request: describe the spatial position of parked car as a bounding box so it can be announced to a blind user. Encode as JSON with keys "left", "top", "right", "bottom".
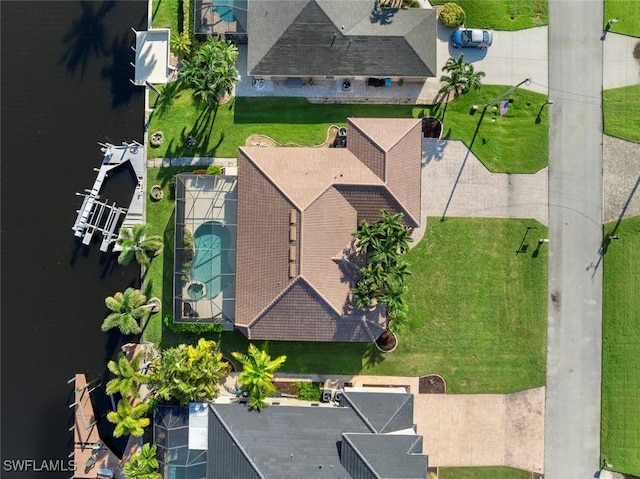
{"left": 451, "top": 28, "right": 493, "bottom": 49}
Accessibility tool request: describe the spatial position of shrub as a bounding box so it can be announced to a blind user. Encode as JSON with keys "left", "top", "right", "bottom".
{"left": 193, "top": 169, "right": 207, "bottom": 175}
{"left": 296, "top": 381, "right": 322, "bottom": 402}
{"left": 439, "top": 2, "right": 466, "bottom": 27}
{"left": 409, "top": 0, "right": 421, "bottom": 7}
{"left": 163, "top": 315, "right": 223, "bottom": 334}
{"left": 207, "top": 164, "right": 223, "bottom": 175}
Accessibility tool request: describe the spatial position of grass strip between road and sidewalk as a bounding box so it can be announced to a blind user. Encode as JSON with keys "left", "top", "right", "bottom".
{"left": 439, "top": 466, "right": 531, "bottom": 479}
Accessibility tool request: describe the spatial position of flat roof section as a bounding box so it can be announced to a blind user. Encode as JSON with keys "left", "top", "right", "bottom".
{"left": 134, "top": 28, "right": 170, "bottom": 85}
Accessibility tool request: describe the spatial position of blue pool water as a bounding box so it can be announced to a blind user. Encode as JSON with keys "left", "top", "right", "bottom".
{"left": 191, "top": 221, "right": 233, "bottom": 299}
{"left": 215, "top": 0, "right": 236, "bottom": 22}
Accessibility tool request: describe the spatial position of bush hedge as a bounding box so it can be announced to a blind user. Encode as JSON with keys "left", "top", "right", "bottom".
{"left": 440, "top": 2, "right": 466, "bottom": 27}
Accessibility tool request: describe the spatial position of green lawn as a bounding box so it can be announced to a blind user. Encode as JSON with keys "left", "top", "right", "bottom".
{"left": 430, "top": 0, "right": 548, "bottom": 30}
{"left": 439, "top": 466, "right": 531, "bottom": 479}
{"left": 434, "top": 85, "right": 549, "bottom": 173}
{"left": 604, "top": 0, "right": 640, "bottom": 37}
{"left": 148, "top": 87, "right": 549, "bottom": 173}
{"left": 601, "top": 216, "right": 640, "bottom": 475}
{"left": 145, "top": 215, "right": 547, "bottom": 394}
{"left": 151, "top": 0, "right": 181, "bottom": 32}
{"left": 604, "top": 85, "right": 640, "bottom": 143}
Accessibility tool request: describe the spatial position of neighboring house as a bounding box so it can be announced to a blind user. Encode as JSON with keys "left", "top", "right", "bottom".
{"left": 154, "top": 391, "right": 428, "bottom": 478}
{"left": 246, "top": 0, "right": 438, "bottom": 83}
{"left": 235, "top": 117, "right": 422, "bottom": 342}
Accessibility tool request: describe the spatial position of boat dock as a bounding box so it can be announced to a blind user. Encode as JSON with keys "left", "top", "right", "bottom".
{"left": 72, "top": 141, "right": 146, "bottom": 252}
{"left": 69, "top": 374, "right": 123, "bottom": 479}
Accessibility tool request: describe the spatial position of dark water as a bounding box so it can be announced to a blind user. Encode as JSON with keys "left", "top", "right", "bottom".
{"left": 1, "top": 2, "right": 147, "bottom": 477}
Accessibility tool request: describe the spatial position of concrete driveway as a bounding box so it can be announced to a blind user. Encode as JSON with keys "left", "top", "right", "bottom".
{"left": 415, "top": 387, "right": 545, "bottom": 473}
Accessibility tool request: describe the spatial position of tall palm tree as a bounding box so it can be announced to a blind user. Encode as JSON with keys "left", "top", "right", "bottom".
{"left": 106, "top": 352, "right": 149, "bottom": 400}
{"left": 122, "top": 443, "right": 161, "bottom": 479}
{"left": 107, "top": 398, "right": 149, "bottom": 438}
{"left": 101, "top": 288, "right": 149, "bottom": 335}
{"left": 116, "top": 224, "right": 163, "bottom": 268}
{"left": 232, "top": 344, "right": 287, "bottom": 411}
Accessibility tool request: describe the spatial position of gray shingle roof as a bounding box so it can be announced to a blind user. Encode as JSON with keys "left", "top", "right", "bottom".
{"left": 341, "top": 433, "right": 428, "bottom": 479}
{"left": 341, "top": 392, "right": 415, "bottom": 433}
{"left": 247, "top": 0, "right": 437, "bottom": 77}
{"left": 205, "top": 391, "right": 427, "bottom": 478}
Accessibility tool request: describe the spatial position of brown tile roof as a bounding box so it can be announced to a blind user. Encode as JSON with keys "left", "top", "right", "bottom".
{"left": 235, "top": 118, "right": 422, "bottom": 341}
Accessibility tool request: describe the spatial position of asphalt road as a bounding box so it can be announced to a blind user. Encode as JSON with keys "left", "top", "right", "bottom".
{"left": 545, "top": 1, "right": 604, "bottom": 478}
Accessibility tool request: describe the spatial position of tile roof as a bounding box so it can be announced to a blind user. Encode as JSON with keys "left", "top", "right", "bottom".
{"left": 247, "top": 0, "right": 437, "bottom": 78}
{"left": 235, "top": 118, "right": 421, "bottom": 342}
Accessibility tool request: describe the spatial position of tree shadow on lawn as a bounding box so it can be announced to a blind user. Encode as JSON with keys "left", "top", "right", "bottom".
{"left": 153, "top": 81, "right": 183, "bottom": 118}
{"left": 158, "top": 102, "right": 225, "bottom": 160}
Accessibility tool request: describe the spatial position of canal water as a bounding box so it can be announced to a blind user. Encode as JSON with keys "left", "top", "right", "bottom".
{"left": 1, "top": 2, "right": 147, "bottom": 477}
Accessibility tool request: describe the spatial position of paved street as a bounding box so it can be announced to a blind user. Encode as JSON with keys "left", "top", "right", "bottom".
{"left": 545, "top": 2, "right": 604, "bottom": 478}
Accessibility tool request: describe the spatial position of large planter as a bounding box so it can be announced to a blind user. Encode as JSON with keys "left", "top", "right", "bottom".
{"left": 375, "top": 330, "right": 398, "bottom": 353}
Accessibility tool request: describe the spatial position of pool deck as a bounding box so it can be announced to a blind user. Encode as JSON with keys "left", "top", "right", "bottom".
{"left": 176, "top": 174, "right": 238, "bottom": 324}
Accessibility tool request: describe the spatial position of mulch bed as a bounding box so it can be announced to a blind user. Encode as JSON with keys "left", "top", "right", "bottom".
{"left": 375, "top": 330, "right": 397, "bottom": 352}
{"left": 273, "top": 381, "right": 300, "bottom": 396}
{"left": 422, "top": 117, "right": 442, "bottom": 138}
{"left": 419, "top": 375, "right": 446, "bottom": 394}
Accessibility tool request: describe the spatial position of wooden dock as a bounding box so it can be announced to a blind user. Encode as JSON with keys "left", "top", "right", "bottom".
{"left": 71, "top": 374, "right": 139, "bottom": 479}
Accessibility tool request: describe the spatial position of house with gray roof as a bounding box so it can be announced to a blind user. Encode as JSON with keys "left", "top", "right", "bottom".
{"left": 235, "top": 117, "right": 422, "bottom": 342}
{"left": 246, "top": 0, "right": 437, "bottom": 83}
{"left": 154, "top": 391, "right": 428, "bottom": 479}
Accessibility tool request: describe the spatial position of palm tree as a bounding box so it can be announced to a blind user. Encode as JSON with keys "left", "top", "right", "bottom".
{"left": 232, "top": 344, "right": 287, "bottom": 411}
{"left": 461, "top": 62, "right": 486, "bottom": 94}
{"left": 439, "top": 53, "right": 485, "bottom": 99}
{"left": 150, "top": 338, "right": 230, "bottom": 405}
{"left": 107, "top": 398, "right": 149, "bottom": 438}
{"left": 101, "top": 288, "right": 149, "bottom": 335}
{"left": 106, "top": 352, "right": 149, "bottom": 400}
{"left": 170, "top": 32, "right": 191, "bottom": 60}
{"left": 116, "top": 224, "right": 163, "bottom": 268}
{"left": 180, "top": 38, "right": 239, "bottom": 108}
{"left": 122, "top": 443, "right": 161, "bottom": 479}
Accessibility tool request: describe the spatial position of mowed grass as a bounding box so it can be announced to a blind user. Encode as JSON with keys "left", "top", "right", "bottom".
{"left": 601, "top": 216, "right": 640, "bottom": 475}
{"left": 435, "top": 85, "right": 549, "bottom": 173}
{"left": 439, "top": 466, "right": 531, "bottom": 479}
{"left": 143, "top": 166, "right": 197, "bottom": 346}
{"left": 603, "top": 85, "right": 640, "bottom": 143}
{"left": 147, "top": 87, "right": 549, "bottom": 173}
{"left": 429, "top": 0, "right": 548, "bottom": 30}
{"left": 146, "top": 216, "right": 548, "bottom": 394}
{"left": 151, "top": 0, "right": 180, "bottom": 31}
{"left": 604, "top": 0, "right": 640, "bottom": 37}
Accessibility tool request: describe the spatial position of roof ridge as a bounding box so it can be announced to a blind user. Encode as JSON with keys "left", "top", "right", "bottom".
{"left": 247, "top": 276, "right": 301, "bottom": 330}
{"left": 208, "top": 405, "right": 266, "bottom": 479}
{"left": 239, "top": 147, "right": 303, "bottom": 211}
{"left": 379, "top": 393, "right": 412, "bottom": 433}
{"left": 341, "top": 433, "right": 383, "bottom": 479}
{"left": 342, "top": 393, "right": 378, "bottom": 433}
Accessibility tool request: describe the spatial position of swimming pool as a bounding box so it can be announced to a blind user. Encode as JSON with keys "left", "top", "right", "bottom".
{"left": 215, "top": 0, "right": 236, "bottom": 23}
{"left": 190, "top": 221, "right": 233, "bottom": 300}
